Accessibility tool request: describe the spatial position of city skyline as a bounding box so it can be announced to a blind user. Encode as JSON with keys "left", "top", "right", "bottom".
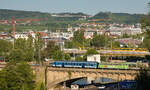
{"left": 0, "top": 0, "right": 149, "bottom": 15}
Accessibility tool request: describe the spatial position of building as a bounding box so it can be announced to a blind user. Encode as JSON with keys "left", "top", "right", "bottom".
{"left": 87, "top": 54, "right": 101, "bottom": 63}
{"left": 115, "top": 38, "right": 142, "bottom": 47}
{"left": 15, "top": 33, "right": 28, "bottom": 40}
{"left": 109, "top": 26, "right": 142, "bottom": 36}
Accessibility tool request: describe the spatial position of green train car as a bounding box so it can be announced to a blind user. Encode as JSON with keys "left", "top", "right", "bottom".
{"left": 98, "top": 63, "right": 137, "bottom": 69}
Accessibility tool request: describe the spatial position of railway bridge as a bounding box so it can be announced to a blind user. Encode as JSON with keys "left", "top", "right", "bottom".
{"left": 46, "top": 67, "right": 139, "bottom": 90}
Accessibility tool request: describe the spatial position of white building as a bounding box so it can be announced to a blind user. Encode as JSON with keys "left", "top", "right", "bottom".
{"left": 109, "top": 26, "right": 142, "bottom": 36}
{"left": 15, "top": 33, "right": 28, "bottom": 40}
{"left": 87, "top": 54, "right": 101, "bottom": 63}
{"left": 62, "top": 32, "right": 73, "bottom": 40}
{"left": 84, "top": 32, "right": 94, "bottom": 39}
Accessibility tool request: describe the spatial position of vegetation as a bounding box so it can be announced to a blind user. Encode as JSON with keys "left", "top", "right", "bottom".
{"left": 135, "top": 3, "right": 150, "bottom": 90}
{"left": 135, "top": 68, "right": 150, "bottom": 90}
{"left": 73, "top": 30, "right": 85, "bottom": 45}
{"left": 91, "top": 34, "right": 108, "bottom": 48}
{"left": 0, "top": 9, "right": 51, "bottom": 20}
{"left": 75, "top": 56, "right": 84, "bottom": 61}
{"left": 0, "top": 62, "right": 35, "bottom": 90}
{"left": 0, "top": 39, "right": 12, "bottom": 57}
{"left": 83, "top": 48, "right": 99, "bottom": 61}
{"left": 90, "top": 12, "right": 145, "bottom": 24}
{"left": 44, "top": 41, "right": 64, "bottom": 61}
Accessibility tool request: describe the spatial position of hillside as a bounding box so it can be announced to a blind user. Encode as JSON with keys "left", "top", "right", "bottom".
{"left": 0, "top": 9, "right": 52, "bottom": 20}
{"left": 0, "top": 9, "right": 146, "bottom": 24}
{"left": 91, "top": 12, "right": 146, "bottom": 24}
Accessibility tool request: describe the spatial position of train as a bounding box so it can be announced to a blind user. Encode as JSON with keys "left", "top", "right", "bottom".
{"left": 52, "top": 61, "right": 138, "bottom": 69}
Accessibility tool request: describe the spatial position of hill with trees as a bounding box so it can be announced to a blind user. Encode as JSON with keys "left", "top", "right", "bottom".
{"left": 0, "top": 9, "right": 52, "bottom": 20}
{"left": 0, "top": 9, "right": 146, "bottom": 24}
{"left": 90, "top": 12, "right": 146, "bottom": 24}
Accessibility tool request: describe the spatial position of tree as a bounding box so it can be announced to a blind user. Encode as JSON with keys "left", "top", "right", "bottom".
{"left": 73, "top": 30, "right": 85, "bottom": 45}
{"left": 83, "top": 48, "right": 99, "bottom": 60}
{"left": 140, "top": 6, "right": 150, "bottom": 49}
{"left": 75, "top": 56, "right": 84, "bottom": 61}
{"left": 91, "top": 34, "right": 108, "bottom": 48}
{"left": 25, "top": 35, "right": 34, "bottom": 61}
{"left": 44, "top": 41, "right": 60, "bottom": 59}
{"left": 122, "top": 33, "right": 130, "bottom": 38}
{"left": 64, "top": 40, "right": 75, "bottom": 48}
{"left": 0, "top": 39, "right": 12, "bottom": 56}
{"left": 0, "top": 62, "right": 35, "bottom": 90}
{"left": 39, "top": 82, "right": 45, "bottom": 90}
{"left": 52, "top": 50, "right": 63, "bottom": 61}
{"left": 64, "top": 54, "right": 71, "bottom": 60}
{"left": 10, "top": 37, "right": 34, "bottom": 62}
{"left": 14, "top": 38, "right": 26, "bottom": 50}
{"left": 8, "top": 49, "right": 25, "bottom": 62}
{"left": 85, "top": 48, "right": 99, "bottom": 55}
{"left": 34, "top": 33, "right": 44, "bottom": 64}
{"left": 135, "top": 4, "right": 150, "bottom": 89}
{"left": 112, "top": 41, "right": 120, "bottom": 48}
{"left": 16, "top": 62, "right": 35, "bottom": 89}
{"left": 135, "top": 68, "right": 150, "bottom": 90}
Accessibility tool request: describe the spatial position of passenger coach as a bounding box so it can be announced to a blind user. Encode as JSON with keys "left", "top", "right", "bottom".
{"left": 52, "top": 61, "right": 98, "bottom": 68}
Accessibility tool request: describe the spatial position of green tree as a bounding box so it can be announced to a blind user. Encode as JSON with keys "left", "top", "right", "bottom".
{"left": 83, "top": 48, "right": 99, "bottom": 60}
{"left": 135, "top": 68, "right": 150, "bottom": 90}
{"left": 44, "top": 41, "right": 60, "bottom": 59}
{"left": 85, "top": 48, "right": 99, "bottom": 55}
{"left": 34, "top": 33, "right": 44, "bottom": 64}
{"left": 73, "top": 30, "right": 85, "bottom": 46}
{"left": 0, "top": 39, "right": 12, "bottom": 56}
{"left": 25, "top": 35, "right": 34, "bottom": 61}
{"left": 39, "top": 82, "right": 45, "bottom": 90}
{"left": 112, "top": 41, "right": 120, "bottom": 48}
{"left": 64, "top": 54, "right": 71, "bottom": 60}
{"left": 64, "top": 40, "right": 75, "bottom": 48}
{"left": 75, "top": 56, "right": 84, "bottom": 61}
{"left": 14, "top": 38, "right": 26, "bottom": 50}
{"left": 12, "top": 37, "right": 34, "bottom": 62}
{"left": 135, "top": 4, "right": 150, "bottom": 89}
{"left": 8, "top": 49, "right": 25, "bottom": 62}
{"left": 91, "top": 34, "right": 108, "bottom": 48}
{"left": 122, "top": 33, "right": 130, "bottom": 38}
{"left": 52, "top": 50, "right": 63, "bottom": 61}
{"left": 0, "top": 62, "right": 35, "bottom": 90}
{"left": 140, "top": 7, "right": 150, "bottom": 49}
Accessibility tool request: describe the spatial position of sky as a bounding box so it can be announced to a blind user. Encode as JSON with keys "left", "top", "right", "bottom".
{"left": 0, "top": 0, "right": 149, "bottom": 15}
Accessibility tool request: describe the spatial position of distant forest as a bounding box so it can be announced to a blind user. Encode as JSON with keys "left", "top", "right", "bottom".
{"left": 91, "top": 12, "right": 146, "bottom": 24}
{"left": 0, "top": 9, "right": 146, "bottom": 24}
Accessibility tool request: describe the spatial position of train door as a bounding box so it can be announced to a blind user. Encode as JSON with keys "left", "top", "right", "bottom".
{"left": 82, "top": 63, "right": 85, "bottom": 68}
